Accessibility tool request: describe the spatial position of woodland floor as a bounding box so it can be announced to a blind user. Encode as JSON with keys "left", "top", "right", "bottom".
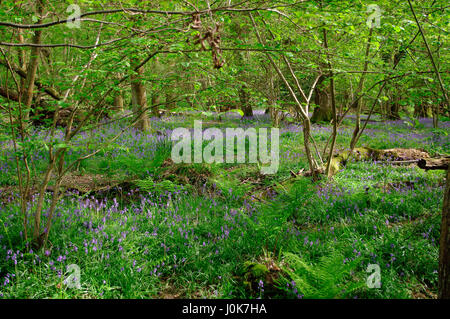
{"left": 0, "top": 110, "right": 449, "bottom": 299}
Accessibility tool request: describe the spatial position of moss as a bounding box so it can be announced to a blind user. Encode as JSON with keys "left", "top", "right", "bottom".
{"left": 242, "top": 261, "right": 269, "bottom": 278}
{"left": 328, "top": 147, "right": 376, "bottom": 176}
{"left": 240, "top": 261, "right": 286, "bottom": 297}
{"left": 247, "top": 263, "right": 269, "bottom": 278}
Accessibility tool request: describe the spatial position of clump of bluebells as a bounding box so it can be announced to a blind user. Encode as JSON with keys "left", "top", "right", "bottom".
{"left": 0, "top": 183, "right": 264, "bottom": 298}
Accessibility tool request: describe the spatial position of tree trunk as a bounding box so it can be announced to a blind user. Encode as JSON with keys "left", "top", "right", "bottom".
{"left": 113, "top": 93, "right": 124, "bottom": 112}
{"left": 239, "top": 85, "right": 253, "bottom": 117}
{"left": 311, "top": 75, "right": 332, "bottom": 123}
{"left": 17, "top": 29, "right": 27, "bottom": 95}
{"left": 414, "top": 104, "right": 433, "bottom": 118}
{"left": 303, "top": 118, "right": 319, "bottom": 180}
{"left": 439, "top": 166, "right": 450, "bottom": 299}
{"left": 151, "top": 57, "right": 161, "bottom": 117}
{"left": 265, "top": 66, "right": 280, "bottom": 125}
{"left": 22, "top": 0, "right": 43, "bottom": 127}
{"left": 249, "top": 11, "right": 318, "bottom": 177}
{"left": 165, "top": 90, "right": 176, "bottom": 110}
{"left": 388, "top": 90, "right": 401, "bottom": 119}
{"left": 350, "top": 28, "right": 373, "bottom": 150}
{"left": 418, "top": 158, "right": 450, "bottom": 171}
{"left": 151, "top": 93, "right": 161, "bottom": 117}
{"left": 130, "top": 57, "right": 149, "bottom": 132}
{"left": 322, "top": 27, "right": 338, "bottom": 178}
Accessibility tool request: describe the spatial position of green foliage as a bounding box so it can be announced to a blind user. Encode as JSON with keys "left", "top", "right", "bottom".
{"left": 134, "top": 177, "right": 184, "bottom": 195}
{"left": 280, "top": 251, "right": 366, "bottom": 299}
{"left": 0, "top": 0, "right": 448, "bottom": 300}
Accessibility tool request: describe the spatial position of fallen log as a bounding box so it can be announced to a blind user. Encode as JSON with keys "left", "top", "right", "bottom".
{"left": 326, "top": 147, "right": 450, "bottom": 176}
{"left": 327, "top": 147, "right": 432, "bottom": 176}
{"left": 418, "top": 158, "right": 450, "bottom": 171}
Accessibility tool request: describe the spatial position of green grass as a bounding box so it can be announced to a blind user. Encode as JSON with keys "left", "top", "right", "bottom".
{"left": 0, "top": 114, "right": 448, "bottom": 299}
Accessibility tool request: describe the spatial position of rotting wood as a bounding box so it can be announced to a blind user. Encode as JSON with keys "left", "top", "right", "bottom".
{"left": 418, "top": 158, "right": 450, "bottom": 171}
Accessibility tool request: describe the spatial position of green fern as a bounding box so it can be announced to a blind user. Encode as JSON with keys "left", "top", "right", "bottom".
{"left": 280, "top": 251, "right": 366, "bottom": 299}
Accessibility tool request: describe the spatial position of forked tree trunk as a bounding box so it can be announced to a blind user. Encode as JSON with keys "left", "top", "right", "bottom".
{"left": 249, "top": 12, "right": 318, "bottom": 178}
{"left": 439, "top": 166, "right": 450, "bottom": 299}
{"left": 130, "top": 57, "right": 149, "bottom": 132}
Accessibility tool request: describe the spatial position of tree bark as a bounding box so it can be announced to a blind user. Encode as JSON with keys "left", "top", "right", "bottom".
{"left": 418, "top": 158, "right": 450, "bottom": 171}
{"left": 239, "top": 85, "right": 253, "bottom": 117}
{"left": 165, "top": 90, "right": 176, "bottom": 110}
{"left": 22, "top": 0, "right": 43, "bottom": 126}
{"left": 113, "top": 93, "right": 124, "bottom": 112}
{"left": 350, "top": 28, "right": 373, "bottom": 149}
{"left": 439, "top": 166, "right": 450, "bottom": 299}
{"left": 151, "top": 93, "right": 161, "bottom": 117}
{"left": 322, "top": 27, "right": 338, "bottom": 178}
{"left": 414, "top": 103, "right": 433, "bottom": 118}
{"left": 130, "top": 57, "right": 150, "bottom": 132}
{"left": 311, "top": 74, "right": 332, "bottom": 123}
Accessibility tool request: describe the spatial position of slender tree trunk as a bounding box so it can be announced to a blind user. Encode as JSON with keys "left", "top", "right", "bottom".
{"left": 408, "top": 0, "right": 449, "bottom": 112}
{"left": 302, "top": 118, "right": 318, "bottom": 179}
{"left": 130, "top": 57, "right": 150, "bottom": 132}
{"left": 151, "top": 93, "right": 161, "bottom": 117}
{"left": 432, "top": 104, "right": 439, "bottom": 128}
{"left": 17, "top": 29, "right": 27, "bottom": 95}
{"left": 165, "top": 90, "right": 176, "bottom": 110}
{"left": 33, "top": 159, "right": 55, "bottom": 245}
{"left": 151, "top": 57, "right": 161, "bottom": 117}
{"left": 268, "top": 70, "right": 280, "bottom": 125}
{"left": 322, "top": 28, "right": 338, "bottom": 178}
{"left": 22, "top": 0, "right": 43, "bottom": 127}
{"left": 350, "top": 28, "right": 373, "bottom": 149}
{"left": 439, "top": 166, "right": 450, "bottom": 299}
